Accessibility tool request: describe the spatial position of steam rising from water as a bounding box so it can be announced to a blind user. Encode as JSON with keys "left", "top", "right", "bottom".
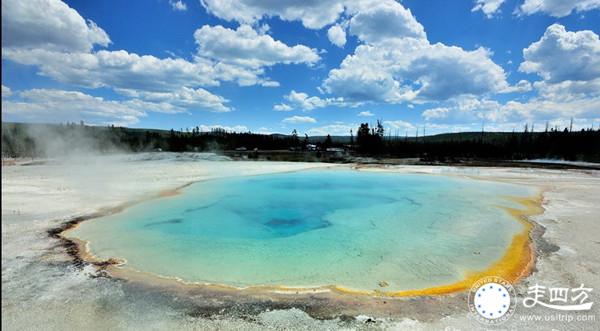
{"left": 3, "top": 153, "right": 353, "bottom": 329}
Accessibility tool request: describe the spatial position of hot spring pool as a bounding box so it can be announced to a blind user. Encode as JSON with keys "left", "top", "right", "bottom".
{"left": 68, "top": 169, "right": 538, "bottom": 294}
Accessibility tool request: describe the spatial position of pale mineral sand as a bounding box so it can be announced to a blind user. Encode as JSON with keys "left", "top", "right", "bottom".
{"left": 2, "top": 153, "right": 599, "bottom": 330}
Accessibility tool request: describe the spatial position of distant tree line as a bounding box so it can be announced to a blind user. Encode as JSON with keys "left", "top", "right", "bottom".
{"left": 2, "top": 121, "right": 599, "bottom": 162}
{"left": 353, "top": 121, "right": 600, "bottom": 162}
{"left": 1, "top": 122, "right": 299, "bottom": 157}
{"left": 165, "top": 126, "right": 297, "bottom": 152}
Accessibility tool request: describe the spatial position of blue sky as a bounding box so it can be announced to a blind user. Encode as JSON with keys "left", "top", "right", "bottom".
{"left": 2, "top": 0, "right": 600, "bottom": 135}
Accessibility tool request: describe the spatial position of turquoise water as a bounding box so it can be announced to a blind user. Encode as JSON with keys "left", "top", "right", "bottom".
{"left": 70, "top": 169, "right": 535, "bottom": 292}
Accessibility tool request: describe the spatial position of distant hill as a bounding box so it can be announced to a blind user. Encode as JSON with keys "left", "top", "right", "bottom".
{"left": 309, "top": 131, "right": 540, "bottom": 144}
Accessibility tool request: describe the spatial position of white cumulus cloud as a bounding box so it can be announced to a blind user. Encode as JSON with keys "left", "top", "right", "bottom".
{"left": 280, "top": 90, "right": 357, "bottom": 111}
{"left": 518, "top": 24, "right": 600, "bottom": 115}
{"left": 382, "top": 120, "right": 415, "bottom": 131}
{"left": 500, "top": 79, "right": 533, "bottom": 93}
{"left": 194, "top": 25, "right": 320, "bottom": 68}
{"left": 1, "top": 0, "right": 321, "bottom": 117}
{"left": 323, "top": 38, "right": 510, "bottom": 103}
{"left": 169, "top": 0, "right": 187, "bottom": 11}
{"left": 358, "top": 111, "right": 374, "bottom": 117}
{"left": 348, "top": 1, "right": 426, "bottom": 43}
{"left": 520, "top": 24, "right": 600, "bottom": 83}
{"left": 2, "top": 89, "right": 149, "bottom": 126}
{"left": 1, "top": 0, "right": 110, "bottom": 52}
{"left": 2, "top": 85, "right": 12, "bottom": 98}
{"left": 274, "top": 103, "right": 293, "bottom": 112}
{"left": 533, "top": 79, "right": 600, "bottom": 102}
{"left": 3, "top": 48, "right": 221, "bottom": 91}
{"left": 285, "top": 91, "right": 330, "bottom": 110}
{"left": 327, "top": 24, "right": 347, "bottom": 48}
{"left": 319, "top": 0, "right": 511, "bottom": 105}
{"left": 282, "top": 115, "right": 317, "bottom": 124}
{"left": 117, "top": 87, "right": 231, "bottom": 112}
{"left": 200, "top": 0, "right": 345, "bottom": 29}
{"left": 422, "top": 107, "right": 450, "bottom": 120}
{"left": 518, "top": 0, "right": 600, "bottom": 17}
{"left": 471, "top": 0, "right": 506, "bottom": 18}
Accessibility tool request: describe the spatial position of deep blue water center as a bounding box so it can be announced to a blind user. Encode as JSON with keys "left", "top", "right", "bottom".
{"left": 176, "top": 172, "right": 407, "bottom": 239}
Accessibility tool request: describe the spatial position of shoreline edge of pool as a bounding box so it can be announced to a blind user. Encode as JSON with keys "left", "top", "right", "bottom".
{"left": 55, "top": 166, "right": 547, "bottom": 300}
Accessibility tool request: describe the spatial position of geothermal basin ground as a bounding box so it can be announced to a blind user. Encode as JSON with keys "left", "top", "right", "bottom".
{"left": 2, "top": 153, "right": 599, "bottom": 330}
